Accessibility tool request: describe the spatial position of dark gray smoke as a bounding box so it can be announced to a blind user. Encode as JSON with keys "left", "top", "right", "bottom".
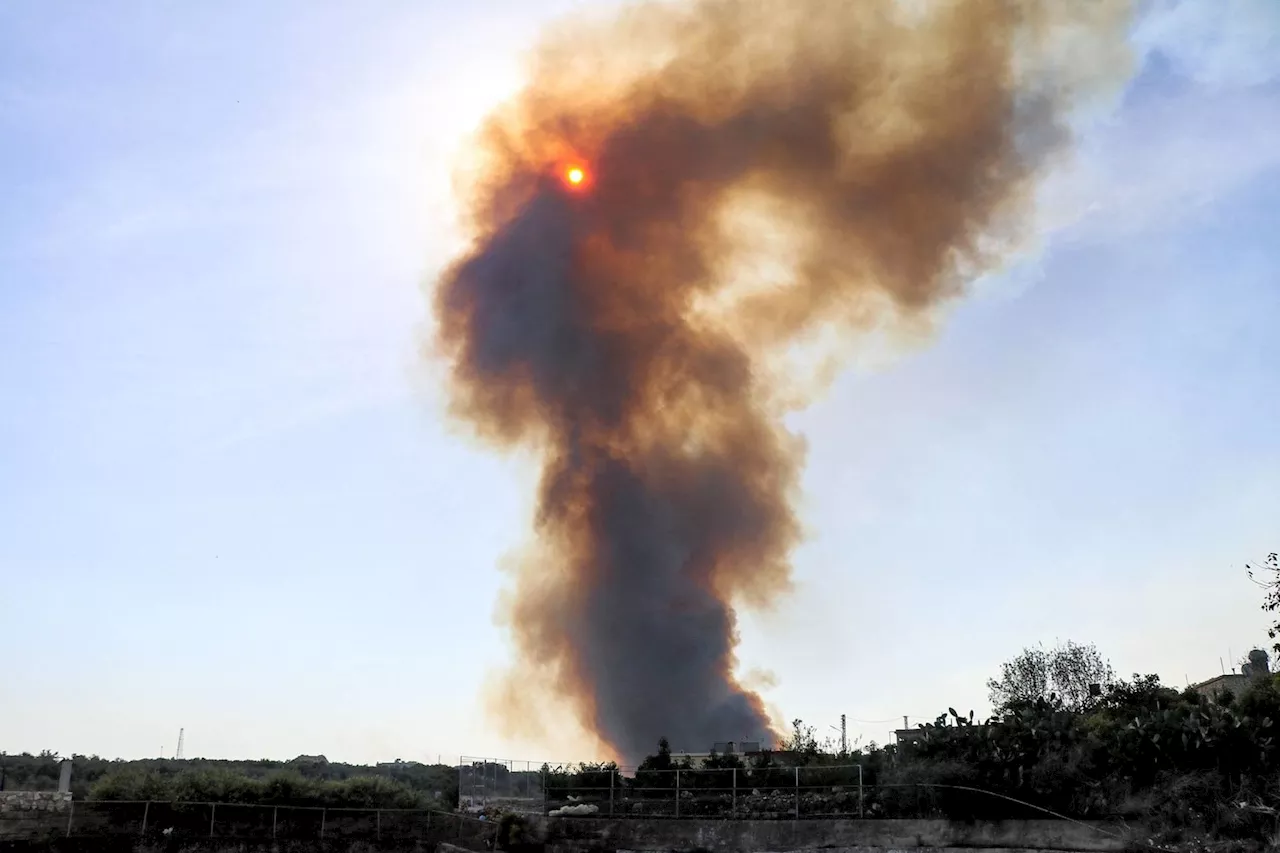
{"left": 431, "top": 0, "right": 1133, "bottom": 764}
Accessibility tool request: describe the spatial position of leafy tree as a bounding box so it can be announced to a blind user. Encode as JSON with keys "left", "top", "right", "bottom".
{"left": 568, "top": 761, "right": 617, "bottom": 793}
{"left": 987, "top": 640, "right": 1116, "bottom": 712}
{"left": 700, "top": 749, "right": 743, "bottom": 771}
{"left": 637, "top": 737, "right": 672, "bottom": 772}
{"left": 1248, "top": 552, "right": 1280, "bottom": 655}
{"left": 633, "top": 737, "right": 676, "bottom": 792}
{"left": 784, "top": 719, "right": 819, "bottom": 764}
{"left": 88, "top": 767, "right": 432, "bottom": 808}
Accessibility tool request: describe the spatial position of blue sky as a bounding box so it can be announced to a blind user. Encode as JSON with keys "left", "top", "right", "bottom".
{"left": 1, "top": 0, "right": 1277, "bottom": 765}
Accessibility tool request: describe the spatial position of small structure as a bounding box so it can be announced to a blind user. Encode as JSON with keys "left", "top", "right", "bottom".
{"left": 1243, "top": 649, "right": 1272, "bottom": 679}
{"left": 671, "top": 741, "right": 769, "bottom": 766}
{"left": 1191, "top": 649, "right": 1271, "bottom": 702}
{"left": 893, "top": 728, "right": 928, "bottom": 750}
{"left": 893, "top": 724, "right": 991, "bottom": 761}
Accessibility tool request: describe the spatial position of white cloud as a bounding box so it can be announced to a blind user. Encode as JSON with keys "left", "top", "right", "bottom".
{"left": 1133, "top": 0, "right": 1280, "bottom": 88}
{"left": 1040, "top": 0, "right": 1280, "bottom": 245}
{"left": 965, "top": 2, "right": 1279, "bottom": 302}
{"left": 1040, "top": 86, "right": 1280, "bottom": 246}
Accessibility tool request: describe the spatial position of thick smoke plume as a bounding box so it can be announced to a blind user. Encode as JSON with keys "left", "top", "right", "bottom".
{"left": 432, "top": 0, "right": 1132, "bottom": 764}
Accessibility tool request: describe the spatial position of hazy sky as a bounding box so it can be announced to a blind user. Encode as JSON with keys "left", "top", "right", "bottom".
{"left": 2, "top": 0, "right": 1278, "bottom": 767}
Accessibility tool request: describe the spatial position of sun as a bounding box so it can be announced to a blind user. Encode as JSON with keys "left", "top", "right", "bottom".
{"left": 565, "top": 166, "right": 586, "bottom": 186}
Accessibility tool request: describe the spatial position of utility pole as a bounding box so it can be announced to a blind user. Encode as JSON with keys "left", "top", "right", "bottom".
{"left": 840, "top": 715, "right": 847, "bottom": 756}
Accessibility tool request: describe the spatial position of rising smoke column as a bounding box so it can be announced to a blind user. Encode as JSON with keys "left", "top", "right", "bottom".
{"left": 432, "top": 0, "right": 1133, "bottom": 764}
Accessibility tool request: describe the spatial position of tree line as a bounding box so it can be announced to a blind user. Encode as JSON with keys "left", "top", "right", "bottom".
{"left": 0, "top": 753, "right": 458, "bottom": 809}
{"left": 543, "top": 551, "right": 1280, "bottom": 840}
{"left": 534, "top": 642, "right": 1280, "bottom": 841}
{"left": 7, "top": 550, "right": 1276, "bottom": 842}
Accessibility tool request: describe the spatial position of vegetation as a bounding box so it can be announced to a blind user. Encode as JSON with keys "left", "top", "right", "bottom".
{"left": 10, "top": 662, "right": 1277, "bottom": 841}
{"left": 541, "top": 562, "right": 1280, "bottom": 845}
{"left": 1249, "top": 551, "right": 1280, "bottom": 655}
{"left": 9, "top": 552, "right": 1279, "bottom": 849}
{"left": 900, "top": 673, "right": 1280, "bottom": 831}
{"left": 550, "top": 663, "right": 1278, "bottom": 841}
{"left": 986, "top": 640, "right": 1116, "bottom": 712}
{"left": 0, "top": 752, "right": 458, "bottom": 810}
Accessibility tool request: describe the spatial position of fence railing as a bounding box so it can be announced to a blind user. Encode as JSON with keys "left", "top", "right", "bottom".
{"left": 0, "top": 801, "right": 491, "bottom": 843}
{"left": 542, "top": 764, "right": 867, "bottom": 819}
{"left": 457, "top": 759, "right": 1071, "bottom": 821}
{"left": 0, "top": 786, "right": 1096, "bottom": 841}
{"left": 457, "top": 759, "right": 894, "bottom": 819}
{"left": 458, "top": 756, "right": 546, "bottom": 811}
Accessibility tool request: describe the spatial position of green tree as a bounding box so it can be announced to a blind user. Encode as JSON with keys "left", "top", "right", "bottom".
{"left": 1248, "top": 552, "right": 1280, "bottom": 655}
{"left": 987, "top": 640, "right": 1115, "bottom": 712}
{"left": 633, "top": 738, "right": 676, "bottom": 793}
{"left": 784, "top": 719, "right": 819, "bottom": 765}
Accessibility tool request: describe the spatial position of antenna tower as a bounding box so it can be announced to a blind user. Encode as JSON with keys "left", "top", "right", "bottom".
{"left": 176, "top": 728, "right": 185, "bottom": 760}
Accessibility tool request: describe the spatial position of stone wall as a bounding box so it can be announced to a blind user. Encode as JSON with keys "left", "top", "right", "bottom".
{"left": 1, "top": 792, "right": 72, "bottom": 815}
{"left": 0, "top": 792, "right": 72, "bottom": 838}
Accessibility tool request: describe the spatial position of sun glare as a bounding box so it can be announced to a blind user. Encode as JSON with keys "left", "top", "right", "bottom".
{"left": 566, "top": 166, "right": 585, "bottom": 186}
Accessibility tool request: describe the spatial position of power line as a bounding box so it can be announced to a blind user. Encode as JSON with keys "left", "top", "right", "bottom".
{"left": 842, "top": 715, "right": 936, "bottom": 725}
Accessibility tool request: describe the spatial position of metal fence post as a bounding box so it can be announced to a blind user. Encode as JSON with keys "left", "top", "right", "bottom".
{"left": 376, "top": 809, "right": 382, "bottom": 840}
{"left": 794, "top": 767, "right": 799, "bottom": 820}
{"left": 609, "top": 769, "right": 615, "bottom": 817}
{"left": 141, "top": 801, "right": 150, "bottom": 835}
{"left": 542, "top": 767, "right": 548, "bottom": 815}
{"left": 320, "top": 808, "right": 326, "bottom": 840}
{"left": 272, "top": 806, "right": 278, "bottom": 839}
{"left": 732, "top": 768, "right": 737, "bottom": 817}
{"left": 65, "top": 800, "right": 74, "bottom": 837}
{"left": 857, "top": 765, "right": 864, "bottom": 818}
{"left": 674, "top": 769, "right": 680, "bottom": 819}
{"left": 209, "top": 802, "right": 216, "bottom": 838}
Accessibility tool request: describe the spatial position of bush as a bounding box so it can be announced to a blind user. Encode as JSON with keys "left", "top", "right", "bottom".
{"left": 88, "top": 768, "right": 430, "bottom": 809}
{"left": 624, "top": 670, "right": 1280, "bottom": 837}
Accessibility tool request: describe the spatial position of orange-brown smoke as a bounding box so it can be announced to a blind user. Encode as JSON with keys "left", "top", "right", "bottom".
{"left": 432, "top": 0, "right": 1133, "bottom": 764}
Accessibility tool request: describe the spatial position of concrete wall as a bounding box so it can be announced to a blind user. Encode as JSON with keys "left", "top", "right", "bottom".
{"left": 0, "top": 834, "right": 1129, "bottom": 853}
{"left": 539, "top": 817, "right": 1130, "bottom": 853}
{"left": 0, "top": 810, "right": 1134, "bottom": 853}
{"left": 1191, "top": 673, "right": 1251, "bottom": 700}
{"left": 0, "top": 843, "right": 438, "bottom": 853}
